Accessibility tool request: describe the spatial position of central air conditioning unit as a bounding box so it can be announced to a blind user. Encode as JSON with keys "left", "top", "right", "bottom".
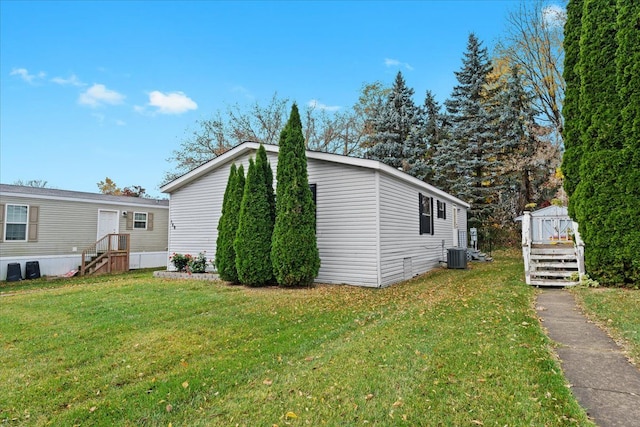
{"left": 447, "top": 248, "right": 468, "bottom": 269}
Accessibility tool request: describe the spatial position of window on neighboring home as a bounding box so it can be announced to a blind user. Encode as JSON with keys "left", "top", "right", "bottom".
{"left": 134, "top": 212, "right": 148, "bottom": 229}
{"left": 437, "top": 200, "right": 447, "bottom": 219}
{"left": 5, "top": 204, "right": 28, "bottom": 241}
{"left": 419, "top": 193, "right": 434, "bottom": 235}
{"left": 126, "top": 211, "right": 154, "bottom": 231}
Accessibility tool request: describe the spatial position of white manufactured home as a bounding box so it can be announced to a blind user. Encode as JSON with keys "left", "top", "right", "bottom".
{"left": 161, "top": 142, "right": 470, "bottom": 287}
{"left": 0, "top": 184, "right": 169, "bottom": 279}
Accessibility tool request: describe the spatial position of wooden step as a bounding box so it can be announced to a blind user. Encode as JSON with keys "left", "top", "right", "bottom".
{"left": 531, "top": 261, "right": 579, "bottom": 269}
{"left": 531, "top": 270, "right": 576, "bottom": 278}
{"left": 531, "top": 247, "right": 575, "bottom": 255}
{"left": 530, "top": 253, "right": 576, "bottom": 261}
{"left": 530, "top": 279, "right": 580, "bottom": 287}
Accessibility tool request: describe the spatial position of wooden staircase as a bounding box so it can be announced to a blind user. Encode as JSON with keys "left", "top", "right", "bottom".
{"left": 80, "top": 234, "right": 130, "bottom": 276}
{"left": 529, "top": 243, "right": 580, "bottom": 286}
{"left": 521, "top": 210, "right": 585, "bottom": 287}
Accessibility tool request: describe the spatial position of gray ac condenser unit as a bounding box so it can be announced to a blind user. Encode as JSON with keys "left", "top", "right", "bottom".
{"left": 447, "top": 248, "right": 468, "bottom": 269}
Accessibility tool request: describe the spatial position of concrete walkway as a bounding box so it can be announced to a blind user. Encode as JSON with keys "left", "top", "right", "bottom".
{"left": 536, "top": 289, "right": 640, "bottom": 427}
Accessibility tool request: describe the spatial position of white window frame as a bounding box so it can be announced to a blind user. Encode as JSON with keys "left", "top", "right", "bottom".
{"left": 133, "top": 212, "right": 148, "bottom": 230}
{"left": 5, "top": 204, "right": 29, "bottom": 242}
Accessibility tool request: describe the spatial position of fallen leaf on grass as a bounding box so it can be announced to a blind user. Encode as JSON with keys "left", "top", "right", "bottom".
{"left": 182, "top": 381, "right": 189, "bottom": 389}
{"left": 365, "top": 393, "right": 374, "bottom": 401}
{"left": 285, "top": 411, "right": 298, "bottom": 419}
{"left": 166, "top": 404, "right": 173, "bottom": 412}
{"left": 89, "top": 406, "right": 97, "bottom": 413}
{"left": 471, "top": 420, "right": 484, "bottom": 425}
{"left": 263, "top": 379, "right": 273, "bottom": 386}
{"left": 392, "top": 400, "right": 403, "bottom": 407}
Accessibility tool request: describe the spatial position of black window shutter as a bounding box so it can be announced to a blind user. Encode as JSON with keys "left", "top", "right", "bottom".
{"left": 430, "top": 197, "right": 434, "bottom": 235}
{"left": 419, "top": 193, "right": 425, "bottom": 234}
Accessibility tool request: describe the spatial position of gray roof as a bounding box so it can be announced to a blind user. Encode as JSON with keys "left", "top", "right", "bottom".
{"left": 0, "top": 184, "right": 169, "bottom": 208}
{"left": 161, "top": 142, "right": 471, "bottom": 209}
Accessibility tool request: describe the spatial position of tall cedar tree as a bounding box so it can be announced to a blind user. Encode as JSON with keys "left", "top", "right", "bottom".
{"left": 563, "top": 0, "right": 639, "bottom": 285}
{"left": 256, "top": 144, "right": 276, "bottom": 222}
{"left": 570, "top": 0, "right": 622, "bottom": 284}
{"left": 367, "top": 72, "right": 428, "bottom": 180}
{"left": 234, "top": 156, "right": 274, "bottom": 286}
{"left": 436, "top": 33, "right": 502, "bottom": 227}
{"left": 215, "top": 164, "right": 244, "bottom": 282}
{"left": 561, "top": 0, "right": 583, "bottom": 203}
{"left": 615, "top": 0, "right": 640, "bottom": 283}
{"left": 271, "top": 104, "right": 320, "bottom": 287}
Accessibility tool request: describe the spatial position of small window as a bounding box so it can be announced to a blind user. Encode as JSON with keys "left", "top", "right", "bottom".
{"left": 134, "top": 212, "right": 148, "bottom": 229}
{"left": 5, "top": 204, "right": 28, "bottom": 241}
{"left": 437, "top": 200, "right": 447, "bottom": 219}
{"left": 419, "top": 193, "right": 434, "bottom": 235}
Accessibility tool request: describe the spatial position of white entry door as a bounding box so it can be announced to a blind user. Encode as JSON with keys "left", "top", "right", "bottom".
{"left": 97, "top": 210, "right": 119, "bottom": 240}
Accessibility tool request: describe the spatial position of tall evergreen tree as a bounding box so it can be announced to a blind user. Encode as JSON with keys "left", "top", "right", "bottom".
{"left": 271, "top": 104, "right": 320, "bottom": 287}
{"left": 438, "top": 33, "right": 502, "bottom": 227}
{"left": 367, "top": 72, "right": 428, "bottom": 180}
{"left": 235, "top": 156, "right": 274, "bottom": 286}
{"left": 421, "top": 90, "right": 442, "bottom": 184}
{"left": 562, "top": 0, "right": 639, "bottom": 285}
{"left": 256, "top": 143, "right": 276, "bottom": 222}
{"left": 215, "top": 164, "right": 244, "bottom": 282}
{"left": 561, "top": 0, "right": 584, "bottom": 203}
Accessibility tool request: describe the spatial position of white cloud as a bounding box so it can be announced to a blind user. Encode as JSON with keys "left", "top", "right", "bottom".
{"left": 146, "top": 91, "right": 197, "bottom": 114}
{"left": 115, "top": 119, "right": 126, "bottom": 126}
{"left": 78, "top": 84, "right": 125, "bottom": 107}
{"left": 51, "top": 74, "right": 85, "bottom": 87}
{"left": 10, "top": 68, "right": 46, "bottom": 83}
{"left": 384, "top": 58, "right": 414, "bottom": 71}
{"left": 307, "top": 99, "right": 341, "bottom": 112}
{"left": 542, "top": 4, "right": 566, "bottom": 27}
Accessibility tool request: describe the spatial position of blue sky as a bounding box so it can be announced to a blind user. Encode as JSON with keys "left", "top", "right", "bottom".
{"left": 2, "top": 0, "right": 536, "bottom": 198}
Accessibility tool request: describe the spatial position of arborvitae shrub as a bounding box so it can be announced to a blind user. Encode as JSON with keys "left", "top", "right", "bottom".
{"left": 215, "top": 164, "right": 244, "bottom": 282}
{"left": 235, "top": 156, "right": 274, "bottom": 286}
{"left": 271, "top": 104, "right": 320, "bottom": 287}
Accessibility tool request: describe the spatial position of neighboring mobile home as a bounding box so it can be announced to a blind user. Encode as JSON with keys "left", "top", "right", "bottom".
{"left": 161, "top": 142, "right": 470, "bottom": 287}
{"left": 0, "top": 184, "right": 169, "bottom": 279}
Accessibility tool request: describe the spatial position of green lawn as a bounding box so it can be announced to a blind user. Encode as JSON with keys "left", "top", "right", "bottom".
{"left": 574, "top": 286, "right": 640, "bottom": 366}
{"left": 1, "top": 252, "right": 592, "bottom": 426}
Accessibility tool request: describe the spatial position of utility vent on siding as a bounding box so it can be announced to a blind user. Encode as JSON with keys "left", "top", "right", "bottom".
{"left": 403, "top": 257, "right": 413, "bottom": 280}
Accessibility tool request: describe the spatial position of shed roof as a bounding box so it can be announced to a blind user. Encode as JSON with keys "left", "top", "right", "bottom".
{"left": 160, "top": 142, "right": 470, "bottom": 208}
{"left": 0, "top": 184, "right": 169, "bottom": 208}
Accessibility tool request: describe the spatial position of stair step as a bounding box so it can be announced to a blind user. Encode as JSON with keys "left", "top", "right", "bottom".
{"left": 531, "top": 270, "right": 576, "bottom": 278}
{"left": 530, "top": 279, "right": 580, "bottom": 287}
{"left": 531, "top": 248, "right": 575, "bottom": 255}
{"left": 532, "top": 261, "right": 579, "bottom": 269}
{"left": 531, "top": 253, "right": 576, "bottom": 261}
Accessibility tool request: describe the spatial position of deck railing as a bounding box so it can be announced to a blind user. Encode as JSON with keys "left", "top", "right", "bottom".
{"left": 80, "top": 233, "right": 130, "bottom": 276}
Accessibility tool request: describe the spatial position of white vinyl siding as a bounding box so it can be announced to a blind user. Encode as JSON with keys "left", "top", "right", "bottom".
{"left": 378, "top": 174, "right": 461, "bottom": 287}
{"left": 308, "top": 159, "right": 379, "bottom": 287}
{"left": 167, "top": 153, "right": 380, "bottom": 285}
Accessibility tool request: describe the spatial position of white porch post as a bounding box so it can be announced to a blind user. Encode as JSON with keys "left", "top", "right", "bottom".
{"left": 522, "top": 211, "right": 532, "bottom": 285}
